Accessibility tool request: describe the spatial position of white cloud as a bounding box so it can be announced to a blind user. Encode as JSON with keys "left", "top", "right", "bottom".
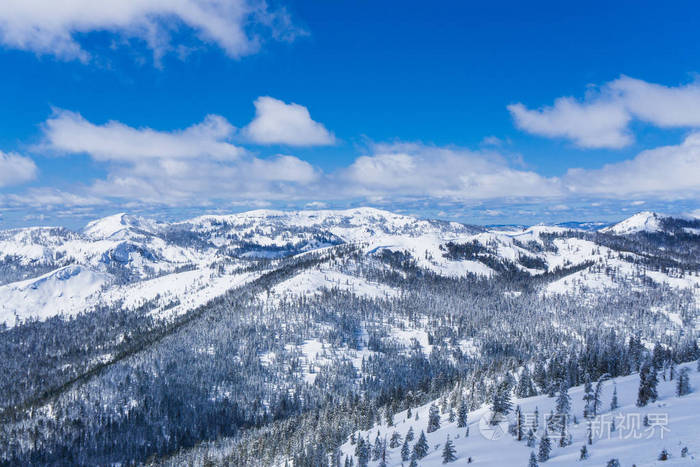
{"left": 0, "top": 151, "right": 37, "bottom": 187}
{"left": 509, "top": 76, "right": 700, "bottom": 148}
{"left": 563, "top": 132, "right": 700, "bottom": 196}
{"left": 508, "top": 98, "right": 632, "bottom": 149}
{"left": 243, "top": 96, "right": 335, "bottom": 146}
{"left": 42, "top": 109, "right": 243, "bottom": 161}
{"left": 0, "top": 0, "right": 302, "bottom": 62}
{"left": 3, "top": 188, "right": 105, "bottom": 207}
{"left": 341, "top": 143, "right": 562, "bottom": 199}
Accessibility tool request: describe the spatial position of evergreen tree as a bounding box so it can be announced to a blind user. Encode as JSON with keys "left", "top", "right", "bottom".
{"left": 405, "top": 426, "right": 415, "bottom": 442}
{"left": 526, "top": 428, "right": 536, "bottom": 447}
{"left": 533, "top": 406, "right": 539, "bottom": 433}
{"left": 637, "top": 364, "right": 659, "bottom": 407}
{"left": 515, "top": 405, "right": 524, "bottom": 441}
{"left": 355, "top": 437, "right": 369, "bottom": 467}
{"left": 441, "top": 435, "right": 457, "bottom": 463}
{"left": 528, "top": 451, "right": 539, "bottom": 467}
{"left": 491, "top": 381, "right": 512, "bottom": 423}
{"left": 385, "top": 407, "right": 394, "bottom": 427}
{"left": 579, "top": 445, "right": 589, "bottom": 460}
{"left": 389, "top": 431, "right": 402, "bottom": 449}
{"left": 413, "top": 430, "right": 429, "bottom": 459}
{"left": 593, "top": 374, "right": 610, "bottom": 416}
{"left": 408, "top": 452, "right": 418, "bottom": 467}
{"left": 537, "top": 430, "right": 551, "bottom": 462}
{"left": 582, "top": 375, "right": 594, "bottom": 418}
{"left": 610, "top": 383, "right": 618, "bottom": 411}
{"left": 457, "top": 398, "right": 468, "bottom": 428}
{"left": 555, "top": 381, "right": 571, "bottom": 418}
{"left": 400, "top": 436, "right": 410, "bottom": 462}
{"left": 676, "top": 368, "right": 691, "bottom": 396}
{"left": 372, "top": 433, "right": 383, "bottom": 461}
{"left": 427, "top": 404, "right": 441, "bottom": 433}
{"left": 606, "top": 459, "right": 620, "bottom": 467}
{"left": 517, "top": 368, "right": 536, "bottom": 398}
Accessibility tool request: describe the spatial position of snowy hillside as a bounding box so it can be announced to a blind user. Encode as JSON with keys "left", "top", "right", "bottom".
{"left": 1, "top": 208, "right": 699, "bottom": 328}
{"left": 340, "top": 363, "right": 700, "bottom": 467}
{"left": 601, "top": 212, "right": 666, "bottom": 235}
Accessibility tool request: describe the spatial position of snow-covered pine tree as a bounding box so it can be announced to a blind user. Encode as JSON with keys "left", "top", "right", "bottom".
{"left": 405, "top": 426, "right": 415, "bottom": 442}
{"left": 582, "top": 374, "right": 594, "bottom": 418}
{"left": 441, "top": 435, "right": 457, "bottom": 463}
{"left": 413, "top": 430, "right": 429, "bottom": 459}
{"left": 389, "top": 431, "right": 401, "bottom": 448}
{"left": 528, "top": 451, "right": 539, "bottom": 467}
{"left": 526, "top": 428, "right": 536, "bottom": 447}
{"left": 610, "top": 382, "right": 618, "bottom": 410}
{"left": 538, "top": 429, "right": 551, "bottom": 462}
{"left": 457, "top": 398, "right": 468, "bottom": 428}
{"left": 490, "top": 381, "right": 512, "bottom": 423}
{"left": 516, "top": 405, "right": 524, "bottom": 441}
{"left": 637, "top": 363, "right": 659, "bottom": 407}
{"left": 372, "top": 433, "right": 382, "bottom": 461}
{"left": 408, "top": 452, "right": 418, "bottom": 467}
{"left": 555, "top": 380, "right": 571, "bottom": 419}
{"left": 427, "top": 403, "right": 441, "bottom": 433}
{"left": 400, "top": 437, "right": 410, "bottom": 462}
{"left": 676, "top": 367, "right": 691, "bottom": 396}
{"left": 579, "top": 444, "right": 589, "bottom": 460}
{"left": 517, "top": 367, "right": 536, "bottom": 398}
{"left": 593, "top": 374, "right": 610, "bottom": 416}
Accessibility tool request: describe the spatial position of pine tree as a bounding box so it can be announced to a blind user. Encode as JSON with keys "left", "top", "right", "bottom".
{"left": 413, "top": 430, "right": 429, "bottom": 459}
{"left": 526, "top": 428, "right": 536, "bottom": 447}
{"left": 400, "top": 437, "right": 410, "bottom": 462}
{"left": 441, "top": 435, "right": 457, "bottom": 463}
{"left": 593, "top": 374, "right": 609, "bottom": 416}
{"left": 427, "top": 404, "right": 441, "bottom": 433}
{"left": 355, "top": 437, "right": 369, "bottom": 467}
{"left": 389, "top": 431, "right": 402, "bottom": 449}
{"left": 579, "top": 444, "right": 589, "bottom": 460}
{"left": 537, "top": 430, "right": 551, "bottom": 462}
{"left": 610, "top": 383, "right": 618, "bottom": 411}
{"left": 528, "top": 451, "right": 539, "bottom": 467}
{"left": 457, "top": 398, "right": 468, "bottom": 428}
{"left": 555, "top": 381, "right": 571, "bottom": 419}
{"left": 405, "top": 426, "right": 415, "bottom": 442}
{"left": 372, "top": 433, "right": 382, "bottom": 461}
{"left": 515, "top": 405, "right": 524, "bottom": 441}
{"left": 533, "top": 406, "right": 539, "bottom": 433}
{"left": 637, "top": 364, "right": 659, "bottom": 407}
{"left": 408, "top": 452, "right": 418, "bottom": 467}
{"left": 582, "top": 374, "right": 594, "bottom": 418}
{"left": 676, "top": 367, "right": 691, "bottom": 396}
{"left": 385, "top": 407, "right": 394, "bottom": 427}
{"left": 517, "top": 368, "right": 536, "bottom": 398}
{"left": 491, "top": 381, "right": 512, "bottom": 423}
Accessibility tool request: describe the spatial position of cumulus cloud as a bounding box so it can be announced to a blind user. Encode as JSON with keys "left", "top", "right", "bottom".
{"left": 0, "top": 0, "right": 303, "bottom": 62}
{"left": 508, "top": 99, "right": 632, "bottom": 149}
{"left": 563, "top": 132, "right": 700, "bottom": 197}
{"left": 42, "top": 109, "right": 243, "bottom": 161}
{"left": 341, "top": 143, "right": 562, "bottom": 199}
{"left": 37, "top": 109, "right": 317, "bottom": 205}
{"left": 0, "top": 151, "right": 37, "bottom": 187}
{"left": 509, "top": 76, "right": 700, "bottom": 148}
{"left": 243, "top": 96, "right": 336, "bottom": 146}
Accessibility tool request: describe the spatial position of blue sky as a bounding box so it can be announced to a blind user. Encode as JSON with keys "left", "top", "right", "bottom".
{"left": 0, "top": 0, "right": 698, "bottom": 228}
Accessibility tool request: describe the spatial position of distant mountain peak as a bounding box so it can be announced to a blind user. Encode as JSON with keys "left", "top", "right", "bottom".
{"left": 600, "top": 211, "right": 666, "bottom": 235}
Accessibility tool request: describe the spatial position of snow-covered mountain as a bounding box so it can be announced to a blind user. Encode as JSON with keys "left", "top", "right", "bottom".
{"left": 339, "top": 362, "right": 700, "bottom": 467}
{"left": 1, "top": 209, "right": 698, "bottom": 327}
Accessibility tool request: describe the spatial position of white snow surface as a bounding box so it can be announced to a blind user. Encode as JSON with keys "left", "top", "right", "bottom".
{"left": 601, "top": 211, "right": 665, "bottom": 235}
{"left": 0, "top": 265, "right": 111, "bottom": 327}
{"left": 340, "top": 362, "right": 700, "bottom": 466}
